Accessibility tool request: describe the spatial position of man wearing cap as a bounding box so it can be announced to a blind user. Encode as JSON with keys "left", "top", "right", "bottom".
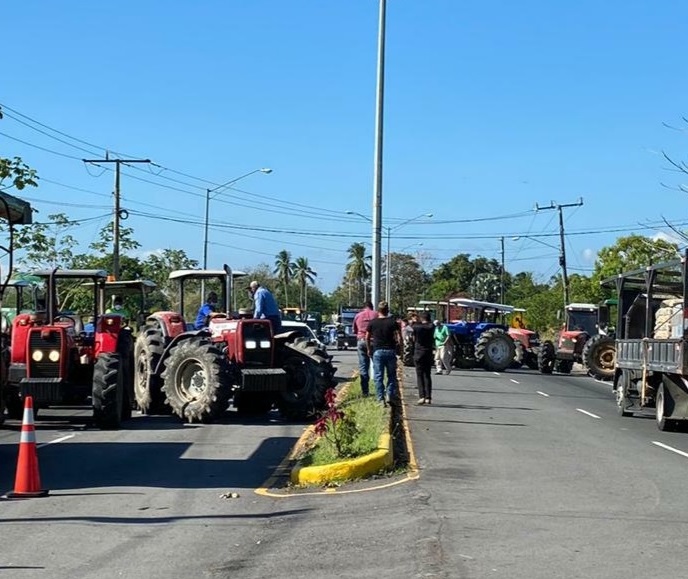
{"left": 352, "top": 301, "right": 377, "bottom": 397}
{"left": 195, "top": 291, "right": 218, "bottom": 330}
{"left": 249, "top": 281, "right": 282, "bottom": 335}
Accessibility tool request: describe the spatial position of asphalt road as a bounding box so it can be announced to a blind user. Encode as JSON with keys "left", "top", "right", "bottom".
{"left": 3, "top": 353, "right": 688, "bottom": 578}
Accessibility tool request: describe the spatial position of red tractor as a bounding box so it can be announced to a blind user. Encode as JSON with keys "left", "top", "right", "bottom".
{"left": 507, "top": 309, "right": 541, "bottom": 370}
{"left": 538, "top": 303, "right": 599, "bottom": 375}
{"left": 134, "top": 266, "right": 336, "bottom": 423}
{"left": 5, "top": 269, "right": 145, "bottom": 428}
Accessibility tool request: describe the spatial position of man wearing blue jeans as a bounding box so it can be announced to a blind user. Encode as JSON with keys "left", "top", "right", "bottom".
{"left": 352, "top": 301, "right": 377, "bottom": 397}
{"left": 366, "top": 301, "right": 402, "bottom": 406}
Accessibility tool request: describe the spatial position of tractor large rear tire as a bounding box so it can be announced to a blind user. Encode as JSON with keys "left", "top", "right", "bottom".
{"left": 538, "top": 341, "right": 555, "bottom": 374}
{"left": 583, "top": 335, "right": 616, "bottom": 381}
{"left": 475, "top": 329, "right": 515, "bottom": 372}
{"left": 92, "top": 353, "right": 124, "bottom": 430}
{"left": 134, "top": 325, "right": 169, "bottom": 415}
{"left": 161, "top": 340, "right": 232, "bottom": 423}
{"left": 278, "top": 339, "right": 336, "bottom": 420}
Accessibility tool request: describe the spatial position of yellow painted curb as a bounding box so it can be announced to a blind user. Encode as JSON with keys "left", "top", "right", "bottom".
{"left": 290, "top": 432, "right": 393, "bottom": 486}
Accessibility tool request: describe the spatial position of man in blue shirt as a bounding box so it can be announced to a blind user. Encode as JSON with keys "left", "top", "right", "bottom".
{"left": 195, "top": 292, "right": 218, "bottom": 330}
{"left": 249, "top": 281, "right": 282, "bottom": 335}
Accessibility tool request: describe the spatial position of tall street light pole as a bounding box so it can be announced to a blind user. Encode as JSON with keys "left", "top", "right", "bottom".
{"left": 203, "top": 168, "right": 273, "bottom": 270}
{"left": 371, "top": 0, "right": 387, "bottom": 308}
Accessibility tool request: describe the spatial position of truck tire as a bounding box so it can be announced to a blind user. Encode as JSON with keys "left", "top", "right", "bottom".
{"left": 538, "top": 341, "right": 555, "bottom": 374}
{"left": 92, "top": 353, "right": 124, "bottom": 430}
{"left": 656, "top": 382, "right": 677, "bottom": 432}
{"left": 475, "top": 329, "right": 515, "bottom": 372}
{"left": 161, "top": 340, "right": 232, "bottom": 423}
{"left": 583, "top": 335, "right": 616, "bottom": 381}
{"left": 615, "top": 371, "right": 633, "bottom": 417}
{"left": 134, "top": 325, "right": 168, "bottom": 414}
{"left": 278, "top": 340, "right": 336, "bottom": 420}
{"left": 511, "top": 339, "right": 524, "bottom": 369}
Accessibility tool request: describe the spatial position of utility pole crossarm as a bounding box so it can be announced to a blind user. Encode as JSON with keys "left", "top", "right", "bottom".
{"left": 83, "top": 157, "right": 152, "bottom": 280}
{"left": 534, "top": 197, "right": 584, "bottom": 307}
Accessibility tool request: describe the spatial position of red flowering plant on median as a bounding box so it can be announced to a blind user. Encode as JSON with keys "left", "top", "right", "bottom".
{"left": 313, "top": 387, "right": 359, "bottom": 458}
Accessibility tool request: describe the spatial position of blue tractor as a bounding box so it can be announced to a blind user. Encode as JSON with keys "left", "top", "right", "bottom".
{"left": 445, "top": 298, "right": 516, "bottom": 372}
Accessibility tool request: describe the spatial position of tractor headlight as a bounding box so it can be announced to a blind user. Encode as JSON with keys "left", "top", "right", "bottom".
{"left": 245, "top": 340, "right": 257, "bottom": 349}
{"left": 260, "top": 340, "right": 271, "bottom": 349}
{"left": 32, "top": 350, "right": 44, "bottom": 362}
{"left": 49, "top": 350, "right": 60, "bottom": 362}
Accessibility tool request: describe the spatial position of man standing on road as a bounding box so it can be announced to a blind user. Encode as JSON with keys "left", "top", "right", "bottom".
{"left": 352, "top": 301, "right": 377, "bottom": 397}
{"left": 366, "top": 301, "right": 402, "bottom": 406}
{"left": 249, "top": 280, "right": 282, "bottom": 335}
{"left": 413, "top": 312, "right": 435, "bottom": 404}
{"left": 434, "top": 319, "right": 453, "bottom": 375}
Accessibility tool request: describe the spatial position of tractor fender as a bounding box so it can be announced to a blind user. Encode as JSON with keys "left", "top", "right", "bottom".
{"left": 144, "top": 312, "right": 188, "bottom": 340}
{"left": 152, "top": 329, "right": 211, "bottom": 375}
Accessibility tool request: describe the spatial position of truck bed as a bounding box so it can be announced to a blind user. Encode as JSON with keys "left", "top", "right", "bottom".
{"left": 616, "top": 338, "right": 687, "bottom": 374}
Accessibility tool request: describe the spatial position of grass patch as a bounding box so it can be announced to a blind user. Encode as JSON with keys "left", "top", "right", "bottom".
{"left": 297, "top": 378, "right": 389, "bottom": 468}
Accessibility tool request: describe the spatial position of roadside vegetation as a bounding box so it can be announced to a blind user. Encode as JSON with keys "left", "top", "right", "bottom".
{"left": 296, "top": 379, "right": 389, "bottom": 468}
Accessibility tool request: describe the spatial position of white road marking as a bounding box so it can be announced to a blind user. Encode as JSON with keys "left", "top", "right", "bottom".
{"left": 37, "top": 434, "right": 76, "bottom": 448}
{"left": 536, "top": 391, "right": 550, "bottom": 397}
{"left": 576, "top": 408, "right": 601, "bottom": 419}
{"left": 459, "top": 554, "right": 474, "bottom": 560}
{"left": 510, "top": 379, "right": 520, "bottom": 384}
{"left": 493, "top": 372, "right": 500, "bottom": 376}
{"left": 652, "top": 441, "right": 688, "bottom": 459}
{"left": 594, "top": 379, "right": 611, "bottom": 386}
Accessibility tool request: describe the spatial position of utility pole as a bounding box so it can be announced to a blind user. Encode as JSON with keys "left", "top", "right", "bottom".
{"left": 500, "top": 236, "right": 505, "bottom": 304}
{"left": 535, "top": 198, "right": 584, "bottom": 307}
{"left": 83, "top": 156, "right": 151, "bottom": 280}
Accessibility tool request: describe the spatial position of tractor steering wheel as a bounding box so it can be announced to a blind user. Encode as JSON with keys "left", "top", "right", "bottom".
{"left": 54, "top": 315, "right": 77, "bottom": 327}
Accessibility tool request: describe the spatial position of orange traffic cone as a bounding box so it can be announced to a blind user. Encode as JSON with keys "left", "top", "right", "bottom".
{"left": 7, "top": 396, "right": 48, "bottom": 498}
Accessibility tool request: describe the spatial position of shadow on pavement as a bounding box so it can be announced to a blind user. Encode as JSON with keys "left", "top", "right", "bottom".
{"left": 0, "top": 436, "right": 299, "bottom": 492}
{"left": 0, "top": 509, "right": 311, "bottom": 526}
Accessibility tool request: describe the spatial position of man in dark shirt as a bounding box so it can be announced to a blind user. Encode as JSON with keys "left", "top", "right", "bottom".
{"left": 412, "top": 312, "right": 435, "bottom": 404}
{"left": 366, "top": 301, "right": 402, "bottom": 405}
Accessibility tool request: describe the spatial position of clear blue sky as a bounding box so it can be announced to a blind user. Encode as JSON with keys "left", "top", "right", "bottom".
{"left": 3, "top": 0, "right": 688, "bottom": 292}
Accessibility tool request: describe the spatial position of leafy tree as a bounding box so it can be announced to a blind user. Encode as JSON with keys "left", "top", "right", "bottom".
{"left": 0, "top": 108, "right": 39, "bottom": 193}
{"left": 14, "top": 213, "right": 79, "bottom": 270}
{"left": 89, "top": 223, "right": 141, "bottom": 254}
{"left": 592, "top": 235, "right": 680, "bottom": 297}
{"left": 388, "top": 252, "right": 425, "bottom": 314}
{"left": 293, "top": 256, "right": 317, "bottom": 309}
{"left": 274, "top": 250, "right": 294, "bottom": 307}
{"left": 140, "top": 249, "right": 199, "bottom": 312}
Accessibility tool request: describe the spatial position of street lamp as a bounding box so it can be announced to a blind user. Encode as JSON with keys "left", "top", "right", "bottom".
{"left": 203, "top": 168, "right": 272, "bottom": 270}
{"left": 346, "top": 211, "right": 432, "bottom": 306}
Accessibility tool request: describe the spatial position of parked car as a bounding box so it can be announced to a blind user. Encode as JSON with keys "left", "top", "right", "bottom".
{"left": 281, "top": 320, "right": 327, "bottom": 350}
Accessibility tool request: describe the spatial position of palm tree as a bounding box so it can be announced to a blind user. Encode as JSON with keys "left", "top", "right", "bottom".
{"left": 274, "top": 250, "right": 294, "bottom": 307}
{"left": 346, "top": 243, "right": 371, "bottom": 304}
{"left": 293, "top": 256, "right": 317, "bottom": 309}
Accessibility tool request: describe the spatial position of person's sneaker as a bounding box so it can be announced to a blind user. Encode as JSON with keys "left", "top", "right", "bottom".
{"left": 435, "top": 370, "right": 442, "bottom": 375}
{"left": 417, "top": 398, "right": 426, "bottom": 405}
{"left": 425, "top": 398, "right": 432, "bottom": 405}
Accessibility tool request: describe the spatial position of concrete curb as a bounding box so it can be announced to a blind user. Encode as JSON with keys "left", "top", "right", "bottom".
{"left": 290, "top": 432, "right": 393, "bottom": 486}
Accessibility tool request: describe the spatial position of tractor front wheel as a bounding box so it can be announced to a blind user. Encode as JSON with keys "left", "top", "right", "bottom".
{"left": 93, "top": 353, "right": 124, "bottom": 430}
{"left": 538, "top": 341, "right": 556, "bottom": 374}
{"left": 134, "top": 325, "right": 168, "bottom": 415}
{"left": 161, "top": 340, "right": 231, "bottom": 423}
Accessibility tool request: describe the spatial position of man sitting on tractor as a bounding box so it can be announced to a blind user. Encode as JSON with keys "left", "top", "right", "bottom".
{"left": 106, "top": 295, "right": 131, "bottom": 325}
{"left": 194, "top": 291, "right": 218, "bottom": 330}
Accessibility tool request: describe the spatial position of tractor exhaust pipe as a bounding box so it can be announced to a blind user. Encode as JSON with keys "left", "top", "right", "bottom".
{"left": 223, "top": 264, "right": 233, "bottom": 315}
